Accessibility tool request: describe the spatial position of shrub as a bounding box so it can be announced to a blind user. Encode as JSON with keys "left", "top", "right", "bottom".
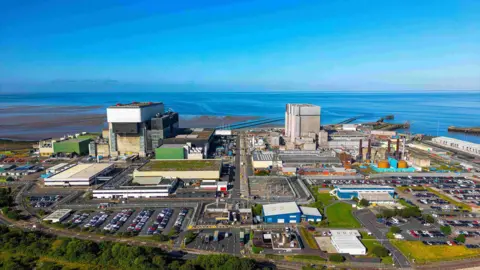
{"left": 329, "top": 254, "right": 345, "bottom": 262}
{"left": 390, "top": 226, "right": 401, "bottom": 234}
{"left": 455, "top": 234, "right": 466, "bottom": 243}
{"left": 440, "top": 225, "right": 452, "bottom": 236}
{"left": 359, "top": 199, "right": 370, "bottom": 207}
{"left": 252, "top": 246, "right": 264, "bottom": 254}
{"left": 372, "top": 246, "right": 389, "bottom": 257}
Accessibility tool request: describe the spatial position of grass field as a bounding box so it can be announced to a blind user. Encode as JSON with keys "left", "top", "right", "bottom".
{"left": 0, "top": 139, "right": 34, "bottom": 151}
{"left": 396, "top": 186, "right": 426, "bottom": 193}
{"left": 326, "top": 202, "right": 361, "bottom": 228}
{"left": 360, "top": 232, "right": 393, "bottom": 264}
{"left": 139, "top": 159, "right": 222, "bottom": 171}
{"left": 426, "top": 187, "right": 472, "bottom": 211}
{"left": 391, "top": 240, "right": 480, "bottom": 263}
{"left": 299, "top": 227, "right": 319, "bottom": 249}
{"left": 285, "top": 255, "right": 326, "bottom": 263}
{"left": 308, "top": 186, "right": 335, "bottom": 212}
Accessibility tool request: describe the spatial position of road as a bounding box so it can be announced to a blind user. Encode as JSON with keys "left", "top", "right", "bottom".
{"left": 355, "top": 209, "right": 411, "bottom": 268}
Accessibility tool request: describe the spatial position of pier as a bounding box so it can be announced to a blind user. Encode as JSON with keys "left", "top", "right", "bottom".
{"left": 448, "top": 126, "right": 480, "bottom": 135}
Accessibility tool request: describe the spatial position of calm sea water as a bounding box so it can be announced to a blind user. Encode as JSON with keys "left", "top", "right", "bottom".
{"left": 1, "top": 91, "right": 479, "bottom": 143}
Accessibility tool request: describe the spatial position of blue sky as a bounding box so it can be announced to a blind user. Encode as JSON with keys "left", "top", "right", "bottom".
{"left": 1, "top": 0, "right": 479, "bottom": 91}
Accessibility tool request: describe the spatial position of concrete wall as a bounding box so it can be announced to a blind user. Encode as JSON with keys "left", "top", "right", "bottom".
{"left": 116, "top": 134, "right": 141, "bottom": 155}
{"left": 97, "top": 144, "right": 110, "bottom": 157}
{"left": 285, "top": 104, "right": 321, "bottom": 141}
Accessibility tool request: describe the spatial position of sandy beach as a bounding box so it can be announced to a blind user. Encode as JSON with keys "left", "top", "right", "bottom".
{"left": 0, "top": 105, "right": 258, "bottom": 140}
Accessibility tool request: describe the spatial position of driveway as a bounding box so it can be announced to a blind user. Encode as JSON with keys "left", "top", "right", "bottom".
{"left": 355, "top": 209, "right": 411, "bottom": 268}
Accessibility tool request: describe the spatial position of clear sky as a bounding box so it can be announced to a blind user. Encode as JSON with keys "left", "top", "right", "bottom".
{"left": 1, "top": 0, "right": 479, "bottom": 91}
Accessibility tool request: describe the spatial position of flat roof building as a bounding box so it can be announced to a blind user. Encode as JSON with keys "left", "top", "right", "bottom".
{"left": 358, "top": 192, "right": 395, "bottom": 204}
{"left": 263, "top": 202, "right": 302, "bottom": 224}
{"left": 93, "top": 178, "right": 177, "bottom": 198}
{"left": 43, "top": 209, "right": 72, "bottom": 223}
{"left": 300, "top": 206, "right": 323, "bottom": 222}
{"left": 330, "top": 185, "right": 395, "bottom": 201}
{"left": 330, "top": 230, "right": 366, "bottom": 255}
{"left": 432, "top": 137, "right": 480, "bottom": 157}
{"left": 285, "top": 104, "right": 321, "bottom": 141}
{"left": 53, "top": 138, "right": 91, "bottom": 155}
{"left": 134, "top": 159, "right": 222, "bottom": 180}
{"left": 45, "top": 163, "right": 114, "bottom": 186}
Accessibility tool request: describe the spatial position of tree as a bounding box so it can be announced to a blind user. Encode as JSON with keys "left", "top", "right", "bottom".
{"left": 359, "top": 199, "right": 370, "bottom": 207}
{"left": 423, "top": 214, "right": 435, "bottom": 224}
{"left": 381, "top": 209, "right": 395, "bottom": 219}
{"left": 372, "top": 246, "right": 389, "bottom": 257}
{"left": 184, "top": 231, "right": 197, "bottom": 245}
{"left": 455, "top": 234, "right": 466, "bottom": 243}
{"left": 252, "top": 204, "right": 263, "bottom": 216}
{"left": 329, "top": 254, "right": 345, "bottom": 262}
{"left": 390, "top": 226, "right": 401, "bottom": 234}
{"left": 440, "top": 225, "right": 452, "bottom": 236}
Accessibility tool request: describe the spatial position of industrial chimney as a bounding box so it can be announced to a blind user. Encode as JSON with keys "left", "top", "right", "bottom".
{"left": 366, "top": 139, "right": 371, "bottom": 161}
{"left": 396, "top": 138, "right": 400, "bottom": 159}
{"left": 358, "top": 139, "right": 363, "bottom": 162}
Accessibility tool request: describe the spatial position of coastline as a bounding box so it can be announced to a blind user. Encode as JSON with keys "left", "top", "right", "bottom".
{"left": 0, "top": 105, "right": 259, "bottom": 140}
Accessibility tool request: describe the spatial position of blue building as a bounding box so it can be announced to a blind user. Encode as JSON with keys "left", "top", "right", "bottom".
{"left": 330, "top": 185, "right": 395, "bottom": 201}
{"left": 263, "top": 202, "right": 302, "bottom": 224}
{"left": 300, "top": 206, "right": 323, "bottom": 222}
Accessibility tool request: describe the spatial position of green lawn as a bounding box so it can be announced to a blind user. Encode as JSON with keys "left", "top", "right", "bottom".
{"left": 391, "top": 240, "right": 480, "bottom": 264}
{"left": 308, "top": 186, "right": 335, "bottom": 211}
{"left": 360, "top": 232, "right": 393, "bottom": 264}
{"left": 139, "top": 159, "right": 222, "bottom": 171}
{"left": 326, "top": 202, "right": 361, "bottom": 228}
{"left": 298, "top": 227, "right": 319, "bottom": 249}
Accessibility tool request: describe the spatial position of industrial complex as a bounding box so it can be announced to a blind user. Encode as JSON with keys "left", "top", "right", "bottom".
{"left": 2, "top": 99, "right": 480, "bottom": 270}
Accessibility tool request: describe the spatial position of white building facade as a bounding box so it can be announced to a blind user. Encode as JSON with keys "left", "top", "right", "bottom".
{"left": 285, "top": 104, "right": 321, "bottom": 141}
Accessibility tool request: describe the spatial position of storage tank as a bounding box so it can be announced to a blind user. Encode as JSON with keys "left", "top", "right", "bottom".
{"left": 398, "top": 160, "right": 408, "bottom": 168}
{"left": 378, "top": 160, "right": 390, "bottom": 169}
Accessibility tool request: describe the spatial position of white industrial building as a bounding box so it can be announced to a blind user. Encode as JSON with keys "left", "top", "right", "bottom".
{"left": 43, "top": 209, "right": 72, "bottom": 223}
{"left": 92, "top": 187, "right": 172, "bottom": 198}
{"left": 285, "top": 104, "right": 321, "bottom": 141}
{"left": 46, "top": 163, "right": 70, "bottom": 174}
{"left": 432, "top": 137, "right": 480, "bottom": 157}
{"left": 44, "top": 163, "right": 114, "bottom": 186}
{"left": 107, "top": 102, "right": 179, "bottom": 157}
{"left": 330, "top": 230, "right": 366, "bottom": 255}
{"left": 358, "top": 192, "right": 396, "bottom": 204}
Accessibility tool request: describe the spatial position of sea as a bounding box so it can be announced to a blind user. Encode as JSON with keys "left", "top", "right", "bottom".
{"left": 1, "top": 91, "right": 479, "bottom": 143}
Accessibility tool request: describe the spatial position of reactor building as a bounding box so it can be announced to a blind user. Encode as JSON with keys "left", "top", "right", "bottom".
{"left": 107, "top": 102, "right": 179, "bottom": 157}
{"left": 285, "top": 104, "right": 321, "bottom": 141}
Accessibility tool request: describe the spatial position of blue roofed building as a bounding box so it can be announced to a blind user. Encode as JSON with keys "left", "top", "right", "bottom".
{"left": 263, "top": 202, "right": 302, "bottom": 224}
{"left": 330, "top": 185, "right": 396, "bottom": 204}
{"left": 300, "top": 206, "right": 323, "bottom": 222}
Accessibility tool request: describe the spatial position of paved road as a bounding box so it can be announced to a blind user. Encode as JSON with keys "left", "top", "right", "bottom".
{"left": 355, "top": 209, "right": 411, "bottom": 268}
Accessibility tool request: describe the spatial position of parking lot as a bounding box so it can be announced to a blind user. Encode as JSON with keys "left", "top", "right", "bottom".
{"left": 59, "top": 207, "right": 192, "bottom": 236}
{"left": 399, "top": 190, "right": 458, "bottom": 211}
{"left": 186, "top": 229, "right": 241, "bottom": 255}
{"left": 28, "top": 195, "right": 63, "bottom": 208}
{"left": 308, "top": 176, "right": 473, "bottom": 188}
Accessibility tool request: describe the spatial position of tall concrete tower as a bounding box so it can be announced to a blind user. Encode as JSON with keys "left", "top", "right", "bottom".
{"left": 285, "top": 104, "right": 321, "bottom": 141}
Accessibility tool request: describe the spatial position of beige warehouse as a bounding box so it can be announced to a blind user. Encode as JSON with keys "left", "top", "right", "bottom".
{"left": 133, "top": 159, "right": 222, "bottom": 181}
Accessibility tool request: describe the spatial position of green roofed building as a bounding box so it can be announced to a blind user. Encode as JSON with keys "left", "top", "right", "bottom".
{"left": 155, "top": 144, "right": 185, "bottom": 160}
{"left": 53, "top": 138, "right": 91, "bottom": 155}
